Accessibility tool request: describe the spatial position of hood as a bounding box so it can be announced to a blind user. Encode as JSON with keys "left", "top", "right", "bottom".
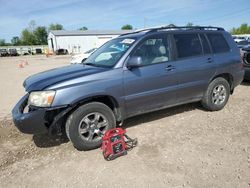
{"left": 23, "top": 64, "right": 107, "bottom": 92}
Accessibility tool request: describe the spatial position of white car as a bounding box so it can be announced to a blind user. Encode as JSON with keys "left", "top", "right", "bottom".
{"left": 70, "top": 48, "right": 97, "bottom": 64}
{"left": 234, "top": 36, "right": 246, "bottom": 43}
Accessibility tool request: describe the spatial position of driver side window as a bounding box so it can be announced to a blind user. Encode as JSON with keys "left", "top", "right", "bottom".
{"left": 132, "top": 36, "right": 169, "bottom": 66}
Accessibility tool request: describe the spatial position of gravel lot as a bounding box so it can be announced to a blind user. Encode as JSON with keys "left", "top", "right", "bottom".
{"left": 0, "top": 55, "right": 250, "bottom": 188}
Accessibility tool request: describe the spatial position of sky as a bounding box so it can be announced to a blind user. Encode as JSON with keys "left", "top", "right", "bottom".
{"left": 0, "top": 0, "right": 249, "bottom": 42}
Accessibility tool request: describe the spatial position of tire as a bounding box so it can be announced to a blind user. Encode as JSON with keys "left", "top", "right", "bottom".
{"left": 66, "top": 102, "right": 116, "bottom": 151}
{"left": 201, "top": 77, "right": 230, "bottom": 111}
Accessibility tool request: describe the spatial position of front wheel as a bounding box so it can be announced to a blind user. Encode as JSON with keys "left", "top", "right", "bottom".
{"left": 201, "top": 77, "right": 230, "bottom": 111}
{"left": 66, "top": 102, "right": 116, "bottom": 151}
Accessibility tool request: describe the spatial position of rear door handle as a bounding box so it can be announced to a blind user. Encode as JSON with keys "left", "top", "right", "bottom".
{"left": 207, "top": 57, "right": 213, "bottom": 63}
{"left": 165, "top": 65, "right": 175, "bottom": 71}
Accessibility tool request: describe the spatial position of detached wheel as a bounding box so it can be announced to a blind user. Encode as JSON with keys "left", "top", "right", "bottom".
{"left": 66, "top": 102, "right": 116, "bottom": 151}
{"left": 201, "top": 77, "right": 230, "bottom": 111}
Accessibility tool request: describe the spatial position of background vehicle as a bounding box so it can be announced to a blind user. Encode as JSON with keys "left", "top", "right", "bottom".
{"left": 70, "top": 48, "right": 97, "bottom": 64}
{"left": 234, "top": 36, "right": 246, "bottom": 43}
{"left": 9, "top": 49, "right": 19, "bottom": 56}
{"left": 55, "top": 48, "right": 68, "bottom": 55}
{"left": 237, "top": 40, "right": 250, "bottom": 48}
{"left": 0, "top": 49, "right": 9, "bottom": 57}
{"left": 12, "top": 26, "right": 244, "bottom": 151}
{"left": 240, "top": 45, "right": 250, "bottom": 80}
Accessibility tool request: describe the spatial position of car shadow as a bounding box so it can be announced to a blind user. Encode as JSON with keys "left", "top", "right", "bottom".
{"left": 123, "top": 102, "right": 200, "bottom": 129}
{"left": 33, "top": 133, "right": 69, "bottom": 148}
{"left": 241, "top": 80, "right": 250, "bottom": 86}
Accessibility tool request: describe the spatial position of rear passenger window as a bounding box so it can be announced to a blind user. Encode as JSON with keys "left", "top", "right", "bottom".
{"left": 207, "top": 34, "right": 230, "bottom": 53}
{"left": 200, "top": 34, "right": 211, "bottom": 54}
{"left": 174, "top": 34, "right": 202, "bottom": 58}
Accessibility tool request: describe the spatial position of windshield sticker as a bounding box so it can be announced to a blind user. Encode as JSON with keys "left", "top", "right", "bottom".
{"left": 120, "top": 39, "right": 135, "bottom": 44}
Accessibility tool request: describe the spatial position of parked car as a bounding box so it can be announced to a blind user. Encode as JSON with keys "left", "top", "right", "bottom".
{"left": 236, "top": 40, "right": 250, "bottom": 49}
{"left": 55, "top": 49, "right": 68, "bottom": 55}
{"left": 0, "top": 49, "right": 9, "bottom": 57}
{"left": 12, "top": 26, "right": 244, "bottom": 151}
{"left": 9, "top": 48, "right": 19, "bottom": 56}
{"left": 240, "top": 45, "right": 250, "bottom": 80}
{"left": 234, "top": 36, "right": 246, "bottom": 43}
{"left": 70, "top": 48, "right": 97, "bottom": 64}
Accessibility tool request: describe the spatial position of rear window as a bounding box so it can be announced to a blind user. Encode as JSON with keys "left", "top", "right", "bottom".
{"left": 174, "top": 34, "right": 202, "bottom": 58}
{"left": 207, "top": 33, "right": 230, "bottom": 53}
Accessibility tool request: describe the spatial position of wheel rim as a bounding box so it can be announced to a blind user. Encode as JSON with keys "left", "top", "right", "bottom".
{"left": 78, "top": 112, "right": 108, "bottom": 141}
{"left": 212, "top": 84, "right": 227, "bottom": 105}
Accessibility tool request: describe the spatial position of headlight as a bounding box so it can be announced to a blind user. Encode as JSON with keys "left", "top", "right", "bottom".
{"left": 28, "top": 91, "right": 56, "bottom": 107}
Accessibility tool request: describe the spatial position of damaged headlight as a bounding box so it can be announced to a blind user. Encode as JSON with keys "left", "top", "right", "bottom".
{"left": 28, "top": 91, "right": 56, "bottom": 107}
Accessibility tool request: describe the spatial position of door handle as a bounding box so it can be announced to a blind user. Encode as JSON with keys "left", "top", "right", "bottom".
{"left": 207, "top": 57, "right": 213, "bottom": 63}
{"left": 165, "top": 65, "right": 175, "bottom": 71}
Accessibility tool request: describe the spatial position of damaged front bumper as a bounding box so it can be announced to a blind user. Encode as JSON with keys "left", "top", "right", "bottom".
{"left": 12, "top": 94, "right": 70, "bottom": 135}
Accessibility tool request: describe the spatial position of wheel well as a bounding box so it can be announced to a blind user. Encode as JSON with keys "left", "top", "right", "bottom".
{"left": 71, "top": 95, "right": 122, "bottom": 122}
{"left": 212, "top": 73, "right": 234, "bottom": 93}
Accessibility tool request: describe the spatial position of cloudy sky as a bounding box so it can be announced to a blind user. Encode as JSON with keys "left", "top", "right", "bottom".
{"left": 0, "top": 0, "right": 249, "bottom": 42}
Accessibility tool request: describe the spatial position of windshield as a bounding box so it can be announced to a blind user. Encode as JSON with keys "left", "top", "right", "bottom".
{"left": 84, "top": 38, "right": 135, "bottom": 68}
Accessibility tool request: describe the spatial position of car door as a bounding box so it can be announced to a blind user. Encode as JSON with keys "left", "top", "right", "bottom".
{"left": 123, "top": 34, "right": 178, "bottom": 117}
{"left": 172, "top": 33, "right": 216, "bottom": 102}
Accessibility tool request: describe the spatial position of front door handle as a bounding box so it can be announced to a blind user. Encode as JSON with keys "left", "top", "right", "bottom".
{"left": 165, "top": 65, "right": 175, "bottom": 71}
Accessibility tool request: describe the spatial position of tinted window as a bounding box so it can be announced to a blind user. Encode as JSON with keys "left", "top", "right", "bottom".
{"left": 207, "top": 34, "right": 230, "bottom": 53}
{"left": 131, "top": 36, "right": 169, "bottom": 66}
{"left": 200, "top": 34, "right": 211, "bottom": 54}
{"left": 174, "top": 34, "right": 202, "bottom": 58}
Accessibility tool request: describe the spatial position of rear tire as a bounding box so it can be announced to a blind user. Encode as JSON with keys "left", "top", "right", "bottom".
{"left": 201, "top": 77, "right": 230, "bottom": 111}
{"left": 66, "top": 102, "right": 116, "bottom": 151}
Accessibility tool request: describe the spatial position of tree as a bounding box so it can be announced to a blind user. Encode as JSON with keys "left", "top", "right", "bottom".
{"left": 29, "top": 20, "right": 36, "bottom": 32}
{"left": 21, "top": 29, "right": 36, "bottom": 45}
{"left": 231, "top": 23, "right": 250, "bottom": 34}
{"left": 78, "top": 26, "right": 88, "bottom": 30}
{"left": 121, "top": 24, "right": 133, "bottom": 30}
{"left": 0, "top": 39, "right": 6, "bottom": 46}
{"left": 34, "top": 26, "right": 48, "bottom": 45}
{"left": 186, "top": 22, "right": 194, "bottom": 27}
{"left": 49, "top": 23, "right": 64, "bottom": 31}
{"left": 11, "top": 36, "right": 21, "bottom": 45}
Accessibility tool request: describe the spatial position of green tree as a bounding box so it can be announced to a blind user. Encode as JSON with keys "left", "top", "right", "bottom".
{"left": 34, "top": 26, "right": 48, "bottom": 45}
{"left": 21, "top": 29, "right": 36, "bottom": 45}
{"left": 49, "top": 23, "right": 64, "bottom": 31}
{"left": 231, "top": 23, "right": 250, "bottom": 34}
{"left": 11, "top": 36, "right": 21, "bottom": 45}
{"left": 186, "top": 22, "right": 194, "bottom": 27}
{"left": 0, "top": 39, "right": 6, "bottom": 46}
{"left": 78, "top": 26, "right": 88, "bottom": 30}
{"left": 121, "top": 24, "right": 133, "bottom": 30}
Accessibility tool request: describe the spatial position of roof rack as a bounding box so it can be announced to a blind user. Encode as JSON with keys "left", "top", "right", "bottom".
{"left": 120, "top": 26, "right": 224, "bottom": 36}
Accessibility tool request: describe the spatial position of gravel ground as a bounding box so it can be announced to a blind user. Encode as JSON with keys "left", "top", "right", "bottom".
{"left": 0, "top": 56, "right": 249, "bottom": 188}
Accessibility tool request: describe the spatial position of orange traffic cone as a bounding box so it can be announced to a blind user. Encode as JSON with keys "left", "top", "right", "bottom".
{"left": 19, "top": 63, "right": 24, "bottom": 68}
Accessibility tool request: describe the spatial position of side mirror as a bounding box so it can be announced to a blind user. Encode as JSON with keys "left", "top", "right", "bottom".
{"left": 126, "top": 56, "right": 142, "bottom": 69}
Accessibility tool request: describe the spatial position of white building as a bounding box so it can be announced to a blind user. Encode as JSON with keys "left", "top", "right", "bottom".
{"left": 48, "top": 30, "right": 133, "bottom": 54}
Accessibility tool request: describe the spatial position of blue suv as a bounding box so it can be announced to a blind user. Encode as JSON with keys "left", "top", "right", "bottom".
{"left": 12, "top": 26, "right": 244, "bottom": 150}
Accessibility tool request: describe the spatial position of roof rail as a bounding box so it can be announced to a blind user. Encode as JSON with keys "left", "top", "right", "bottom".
{"left": 119, "top": 26, "right": 224, "bottom": 36}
